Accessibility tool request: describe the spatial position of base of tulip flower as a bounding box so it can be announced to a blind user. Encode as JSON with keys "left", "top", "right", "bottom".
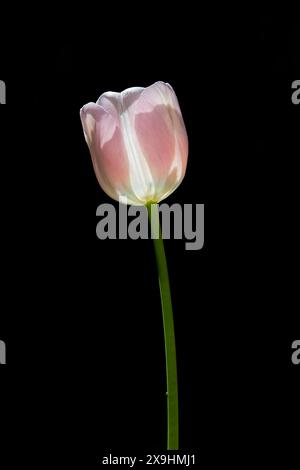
{"left": 146, "top": 202, "right": 179, "bottom": 451}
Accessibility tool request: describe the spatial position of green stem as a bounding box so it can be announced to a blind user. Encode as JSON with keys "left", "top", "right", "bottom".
{"left": 147, "top": 203, "right": 179, "bottom": 450}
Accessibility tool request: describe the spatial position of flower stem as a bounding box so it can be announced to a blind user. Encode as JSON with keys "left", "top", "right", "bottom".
{"left": 147, "top": 203, "right": 179, "bottom": 450}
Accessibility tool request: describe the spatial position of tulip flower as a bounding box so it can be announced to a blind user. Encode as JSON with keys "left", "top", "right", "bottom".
{"left": 80, "top": 82, "right": 189, "bottom": 450}
{"left": 80, "top": 81, "right": 188, "bottom": 205}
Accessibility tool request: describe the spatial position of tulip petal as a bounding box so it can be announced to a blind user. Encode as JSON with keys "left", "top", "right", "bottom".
{"left": 133, "top": 83, "right": 177, "bottom": 184}
{"left": 164, "top": 83, "right": 188, "bottom": 177}
{"left": 120, "top": 87, "right": 144, "bottom": 111}
{"left": 80, "top": 103, "right": 131, "bottom": 202}
{"left": 135, "top": 104, "right": 176, "bottom": 179}
{"left": 98, "top": 87, "right": 155, "bottom": 203}
{"left": 97, "top": 91, "right": 121, "bottom": 118}
{"left": 131, "top": 82, "right": 188, "bottom": 202}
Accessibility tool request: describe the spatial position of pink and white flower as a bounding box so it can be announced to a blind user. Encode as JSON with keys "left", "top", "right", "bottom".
{"left": 80, "top": 81, "right": 188, "bottom": 205}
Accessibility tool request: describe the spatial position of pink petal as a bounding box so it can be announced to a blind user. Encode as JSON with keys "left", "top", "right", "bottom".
{"left": 139, "top": 82, "right": 188, "bottom": 183}
{"left": 133, "top": 82, "right": 183, "bottom": 182}
{"left": 135, "top": 103, "right": 176, "bottom": 181}
{"left": 80, "top": 103, "right": 129, "bottom": 201}
{"left": 120, "top": 86, "right": 144, "bottom": 111}
{"left": 97, "top": 91, "right": 121, "bottom": 119}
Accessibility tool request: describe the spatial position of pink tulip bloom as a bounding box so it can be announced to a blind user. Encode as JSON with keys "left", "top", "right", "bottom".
{"left": 80, "top": 81, "right": 188, "bottom": 205}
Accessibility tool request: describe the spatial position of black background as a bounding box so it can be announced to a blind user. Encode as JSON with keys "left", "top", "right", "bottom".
{"left": 0, "top": 8, "right": 299, "bottom": 467}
